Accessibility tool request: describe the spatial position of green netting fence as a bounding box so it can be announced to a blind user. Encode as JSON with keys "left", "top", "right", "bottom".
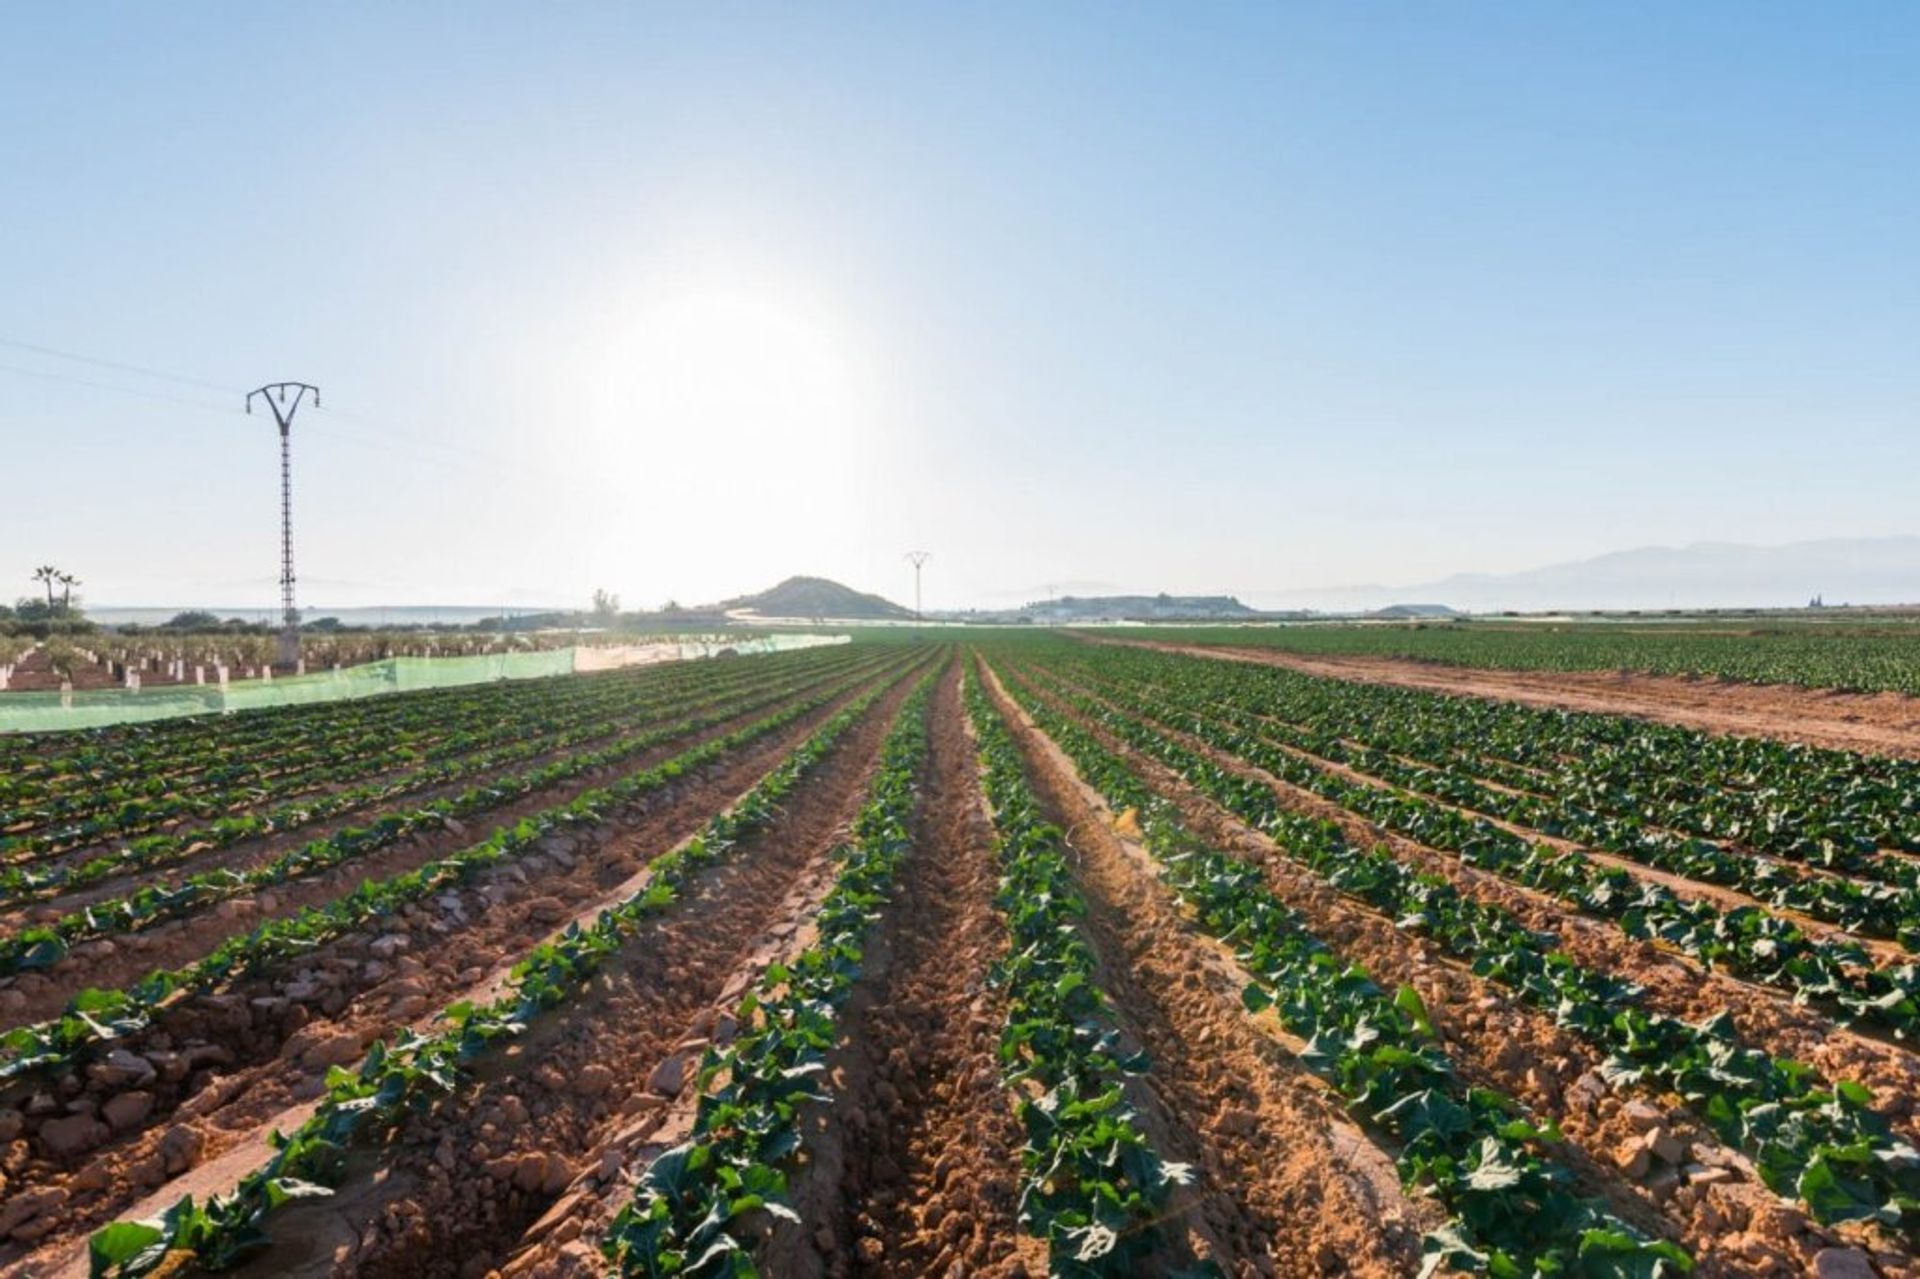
{"left": 0, "top": 650, "right": 575, "bottom": 734}
{"left": 0, "top": 634, "right": 846, "bottom": 734}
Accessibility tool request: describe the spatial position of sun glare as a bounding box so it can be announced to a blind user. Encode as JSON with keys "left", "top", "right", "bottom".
{"left": 592, "top": 289, "right": 867, "bottom": 509}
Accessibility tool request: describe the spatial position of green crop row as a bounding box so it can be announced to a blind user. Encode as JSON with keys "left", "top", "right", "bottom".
{"left": 1086, "top": 653, "right": 1920, "bottom": 947}
{"left": 2, "top": 647, "right": 874, "bottom": 857}
{"left": 1050, "top": 656, "right": 1920, "bottom": 1038}
{"left": 1, "top": 665, "right": 633, "bottom": 832}
{"left": 964, "top": 667, "right": 1196, "bottom": 1275}
{"left": 0, "top": 648, "right": 878, "bottom": 902}
{"left": 1067, "top": 644, "right": 1920, "bottom": 859}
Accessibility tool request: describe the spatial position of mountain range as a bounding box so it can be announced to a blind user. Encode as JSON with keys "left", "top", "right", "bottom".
{"left": 1256, "top": 536, "right": 1920, "bottom": 613}
{"left": 87, "top": 537, "right": 1920, "bottom": 625}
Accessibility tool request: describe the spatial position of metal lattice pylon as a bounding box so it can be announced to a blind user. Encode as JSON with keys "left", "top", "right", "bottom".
{"left": 247, "top": 382, "right": 321, "bottom": 663}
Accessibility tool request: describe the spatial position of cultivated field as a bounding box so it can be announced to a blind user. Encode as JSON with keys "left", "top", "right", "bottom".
{"left": 1147, "top": 620, "right": 1920, "bottom": 698}
{"left": 1125, "top": 626, "right": 1920, "bottom": 757}
{"left": 3, "top": 635, "right": 1920, "bottom": 1277}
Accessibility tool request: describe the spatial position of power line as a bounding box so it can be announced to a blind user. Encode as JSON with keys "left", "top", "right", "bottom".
{"left": 0, "top": 342, "right": 546, "bottom": 484}
{"left": 0, "top": 334, "right": 518, "bottom": 463}
{"left": 317, "top": 403, "right": 559, "bottom": 485}
{"left": 0, "top": 334, "right": 613, "bottom": 498}
{"left": 0, "top": 336, "right": 237, "bottom": 395}
{"left": 0, "top": 360, "right": 233, "bottom": 412}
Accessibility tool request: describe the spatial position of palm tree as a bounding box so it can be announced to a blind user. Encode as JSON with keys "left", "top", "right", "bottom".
{"left": 31, "top": 566, "right": 58, "bottom": 608}
{"left": 56, "top": 572, "right": 79, "bottom": 610}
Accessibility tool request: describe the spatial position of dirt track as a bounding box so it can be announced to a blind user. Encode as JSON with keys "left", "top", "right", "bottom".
{"left": 1092, "top": 638, "right": 1920, "bottom": 757}
{"left": 805, "top": 663, "right": 1037, "bottom": 1278}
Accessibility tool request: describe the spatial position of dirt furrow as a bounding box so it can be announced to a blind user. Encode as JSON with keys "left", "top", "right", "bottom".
{"left": 980, "top": 662, "right": 1432, "bottom": 1278}
{"left": 762, "top": 662, "right": 1039, "bottom": 1279}
{"left": 489, "top": 728, "right": 916, "bottom": 1279}
{"left": 0, "top": 662, "right": 922, "bottom": 1271}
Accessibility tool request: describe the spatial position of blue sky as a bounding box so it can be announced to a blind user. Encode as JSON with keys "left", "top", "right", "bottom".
{"left": 3, "top": 4, "right": 1915, "bottom": 611}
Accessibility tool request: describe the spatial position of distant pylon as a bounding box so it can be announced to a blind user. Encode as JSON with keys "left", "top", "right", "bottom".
{"left": 905, "top": 551, "right": 931, "bottom": 621}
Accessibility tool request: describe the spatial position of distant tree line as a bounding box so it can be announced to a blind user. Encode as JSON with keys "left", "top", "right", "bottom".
{"left": 5, "top": 575, "right": 733, "bottom": 644}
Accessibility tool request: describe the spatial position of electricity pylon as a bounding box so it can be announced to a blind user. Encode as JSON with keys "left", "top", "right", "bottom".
{"left": 247, "top": 382, "right": 321, "bottom": 666}
{"left": 905, "top": 551, "right": 931, "bottom": 622}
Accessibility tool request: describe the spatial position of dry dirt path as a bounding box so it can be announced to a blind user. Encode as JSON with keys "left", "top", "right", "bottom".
{"left": 776, "top": 662, "right": 1038, "bottom": 1279}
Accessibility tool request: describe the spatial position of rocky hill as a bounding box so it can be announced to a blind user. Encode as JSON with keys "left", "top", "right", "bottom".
{"left": 718, "top": 576, "right": 914, "bottom": 620}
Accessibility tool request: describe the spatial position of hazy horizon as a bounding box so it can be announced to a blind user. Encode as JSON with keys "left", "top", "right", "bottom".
{"left": 6, "top": 5, "right": 1917, "bottom": 614}
{"left": 64, "top": 532, "right": 1920, "bottom": 619}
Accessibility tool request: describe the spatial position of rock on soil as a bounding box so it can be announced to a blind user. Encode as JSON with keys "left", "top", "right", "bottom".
{"left": 291, "top": 1026, "right": 368, "bottom": 1069}
{"left": 39, "top": 1112, "right": 109, "bottom": 1157}
{"left": 0, "top": 1187, "right": 68, "bottom": 1237}
{"left": 102, "top": 1089, "right": 155, "bottom": 1131}
{"left": 159, "top": 1124, "right": 205, "bottom": 1173}
{"left": 646, "top": 1051, "right": 691, "bottom": 1097}
{"left": 1814, "top": 1248, "right": 1877, "bottom": 1279}
{"left": 88, "top": 1048, "right": 157, "bottom": 1088}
